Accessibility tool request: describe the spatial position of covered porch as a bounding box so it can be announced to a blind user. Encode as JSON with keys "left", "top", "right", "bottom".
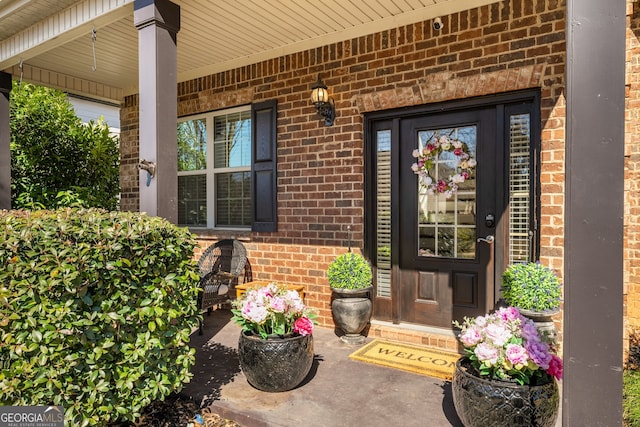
{"left": 0, "top": 0, "right": 625, "bottom": 424}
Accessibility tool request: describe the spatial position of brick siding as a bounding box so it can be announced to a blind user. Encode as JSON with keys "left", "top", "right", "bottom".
{"left": 626, "top": 1, "right": 640, "bottom": 358}
{"left": 120, "top": 0, "right": 568, "bottom": 330}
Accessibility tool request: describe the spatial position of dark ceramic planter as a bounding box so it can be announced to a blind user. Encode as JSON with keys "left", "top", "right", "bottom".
{"left": 331, "top": 286, "right": 373, "bottom": 344}
{"left": 452, "top": 358, "right": 559, "bottom": 427}
{"left": 237, "top": 331, "right": 314, "bottom": 392}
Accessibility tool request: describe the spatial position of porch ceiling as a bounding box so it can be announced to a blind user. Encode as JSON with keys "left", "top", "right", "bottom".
{"left": 0, "top": 0, "right": 499, "bottom": 103}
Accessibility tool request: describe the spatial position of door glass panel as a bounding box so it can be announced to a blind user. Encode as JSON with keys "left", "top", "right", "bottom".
{"left": 376, "top": 130, "right": 392, "bottom": 298}
{"left": 509, "top": 114, "right": 531, "bottom": 263}
{"left": 417, "top": 126, "right": 477, "bottom": 259}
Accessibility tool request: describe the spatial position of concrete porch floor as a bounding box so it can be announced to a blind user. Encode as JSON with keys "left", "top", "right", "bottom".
{"left": 181, "top": 309, "right": 464, "bottom": 427}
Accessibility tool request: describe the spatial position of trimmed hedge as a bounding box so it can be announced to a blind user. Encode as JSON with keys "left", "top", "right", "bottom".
{"left": 0, "top": 209, "right": 201, "bottom": 426}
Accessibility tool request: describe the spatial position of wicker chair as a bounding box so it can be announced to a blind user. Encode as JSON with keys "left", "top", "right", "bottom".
{"left": 197, "top": 239, "right": 248, "bottom": 334}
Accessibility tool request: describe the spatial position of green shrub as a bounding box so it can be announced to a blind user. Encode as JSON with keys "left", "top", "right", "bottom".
{"left": 10, "top": 82, "right": 120, "bottom": 210}
{"left": 626, "top": 328, "right": 640, "bottom": 427}
{"left": 625, "top": 370, "right": 640, "bottom": 426}
{"left": 327, "top": 252, "right": 372, "bottom": 290}
{"left": 501, "top": 262, "right": 562, "bottom": 312}
{"left": 0, "top": 209, "right": 201, "bottom": 426}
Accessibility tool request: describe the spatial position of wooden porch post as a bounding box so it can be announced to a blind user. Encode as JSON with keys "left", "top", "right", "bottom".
{"left": 564, "top": 0, "right": 625, "bottom": 424}
{"left": 133, "top": 0, "right": 180, "bottom": 222}
{"left": 0, "top": 71, "right": 11, "bottom": 211}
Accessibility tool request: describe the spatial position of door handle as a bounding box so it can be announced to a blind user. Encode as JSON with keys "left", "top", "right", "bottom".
{"left": 477, "top": 235, "right": 494, "bottom": 244}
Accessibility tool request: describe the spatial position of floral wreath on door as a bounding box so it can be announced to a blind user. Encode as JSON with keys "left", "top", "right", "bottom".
{"left": 411, "top": 134, "right": 477, "bottom": 198}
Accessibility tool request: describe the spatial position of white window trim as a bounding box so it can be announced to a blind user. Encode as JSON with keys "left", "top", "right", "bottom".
{"left": 178, "top": 105, "right": 252, "bottom": 230}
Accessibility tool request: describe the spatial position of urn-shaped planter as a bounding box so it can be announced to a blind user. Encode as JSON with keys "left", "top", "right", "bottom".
{"left": 237, "top": 331, "right": 314, "bottom": 392}
{"left": 327, "top": 251, "right": 374, "bottom": 344}
{"left": 331, "top": 286, "right": 373, "bottom": 344}
{"left": 452, "top": 358, "right": 559, "bottom": 427}
{"left": 518, "top": 308, "right": 560, "bottom": 341}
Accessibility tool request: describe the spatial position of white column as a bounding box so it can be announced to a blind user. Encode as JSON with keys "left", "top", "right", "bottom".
{"left": 133, "top": 0, "right": 180, "bottom": 222}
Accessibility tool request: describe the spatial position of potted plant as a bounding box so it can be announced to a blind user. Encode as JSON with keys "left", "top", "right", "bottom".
{"left": 452, "top": 307, "right": 562, "bottom": 427}
{"left": 327, "top": 251, "right": 373, "bottom": 344}
{"left": 501, "top": 261, "right": 562, "bottom": 338}
{"left": 231, "top": 282, "right": 315, "bottom": 392}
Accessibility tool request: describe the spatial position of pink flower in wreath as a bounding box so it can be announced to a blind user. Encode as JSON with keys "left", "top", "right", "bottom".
{"left": 293, "top": 316, "right": 314, "bottom": 336}
{"left": 436, "top": 180, "right": 448, "bottom": 193}
{"left": 453, "top": 147, "right": 463, "bottom": 156}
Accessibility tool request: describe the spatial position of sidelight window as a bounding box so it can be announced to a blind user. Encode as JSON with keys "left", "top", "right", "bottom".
{"left": 508, "top": 113, "right": 532, "bottom": 262}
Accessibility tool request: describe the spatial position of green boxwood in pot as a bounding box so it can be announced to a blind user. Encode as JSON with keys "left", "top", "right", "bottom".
{"left": 327, "top": 252, "right": 372, "bottom": 290}
{"left": 501, "top": 261, "right": 562, "bottom": 312}
{"left": 327, "top": 252, "right": 373, "bottom": 344}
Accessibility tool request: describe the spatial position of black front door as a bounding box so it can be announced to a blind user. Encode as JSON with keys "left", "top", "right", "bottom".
{"left": 367, "top": 93, "right": 539, "bottom": 329}
{"left": 396, "top": 108, "right": 497, "bottom": 327}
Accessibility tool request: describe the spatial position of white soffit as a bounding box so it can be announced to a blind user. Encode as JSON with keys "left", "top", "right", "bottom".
{"left": 178, "top": 0, "right": 502, "bottom": 83}
{"left": 0, "top": 0, "right": 133, "bottom": 69}
{"left": 1, "top": 0, "right": 501, "bottom": 100}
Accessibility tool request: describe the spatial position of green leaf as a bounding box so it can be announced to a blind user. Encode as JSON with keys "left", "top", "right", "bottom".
{"left": 31, "top": 330, "right": 42, "bottom": 343}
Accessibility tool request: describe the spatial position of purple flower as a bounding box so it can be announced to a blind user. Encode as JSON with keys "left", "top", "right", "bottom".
{"left": 520, "top": 317, "right": 541, "bottom": 342}
{"left": 526, "top": 339, "right": 552, "bottom": 370}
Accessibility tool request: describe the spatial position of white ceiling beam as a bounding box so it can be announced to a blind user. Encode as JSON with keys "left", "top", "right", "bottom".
{"left": 7, "top": 62, "right": 124, "bottom": 104}
{"left": 0, "top": 0, "right": 134, "bottom": 70}
{"left": 0, "top": 0, "right": 33, "bottom": 21}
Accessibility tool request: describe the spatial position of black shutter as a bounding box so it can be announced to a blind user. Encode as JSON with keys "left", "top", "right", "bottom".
{"left": 251, "top": 99, "right": 277, "bottom": 232}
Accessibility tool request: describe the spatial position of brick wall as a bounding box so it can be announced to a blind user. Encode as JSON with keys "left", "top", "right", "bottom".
{"left": 627, "top": 1, "right": 640, "bottom": 340}
{"left": 119, "top": 94, "right": 139, "bottom": 213}
{"left": 120, "top": 0, "right": 567, "bottom": 329}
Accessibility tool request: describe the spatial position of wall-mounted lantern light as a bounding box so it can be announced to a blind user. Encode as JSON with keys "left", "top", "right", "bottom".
{"left": 311, "top": 75, "right": 335, "bottom": 126}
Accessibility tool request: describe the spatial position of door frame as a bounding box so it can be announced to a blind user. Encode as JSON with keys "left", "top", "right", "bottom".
{"left": 364, "top": 89, "right": 541, "bottom": 325}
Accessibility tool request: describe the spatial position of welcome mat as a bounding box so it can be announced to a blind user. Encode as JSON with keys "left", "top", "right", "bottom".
{"left": 349, "top": 339, "right": 460, "bottom": 381}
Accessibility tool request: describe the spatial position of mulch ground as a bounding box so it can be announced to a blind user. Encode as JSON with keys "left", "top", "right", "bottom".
{"left": 111, "top": 393, "right": 241, "bottom": 427}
